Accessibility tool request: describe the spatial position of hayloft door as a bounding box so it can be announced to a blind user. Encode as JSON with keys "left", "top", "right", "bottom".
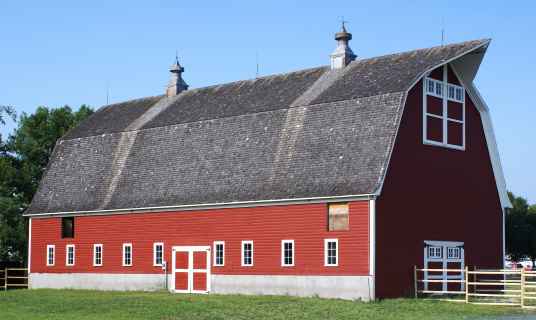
{"left": 423, "top": 241, "right": 465, "bottom": 293}
{"left": 172, "top": 246, "right": 211, "bottom": 294}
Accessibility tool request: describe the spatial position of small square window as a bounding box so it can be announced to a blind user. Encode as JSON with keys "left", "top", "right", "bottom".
{"left": 62, "top": 217, "right": 74, "bottom": 238}
{"left": 154, "top": 243, "right": 163, "bottom": 266}
{"left": 448, "top": 247, "right": 460, "bottom": 259}
{"left": 428, "top": 246, "right": 442, "bottom": 259}
{"left": 214, "top": 242, "right": 225, "bottom": 266}
{"left": 282, "top": 240, "right": 294, "bottom": 267}
{"left": 47, "top": 245, "right": 55, "bottom": 266}
{"left": 123, "top": 244, "right": 132, "bottom": 266}
{"left": 66, "top": 245, "right": 75, "bottom": 266}
{"left": 325, "top": 239, "right": 338, "bottom": 266}
{"left": 94, "top": 244, "right": 102, "bottom": 266}
{"left": 242, "top": 241, "right": 253, "bottom": 266}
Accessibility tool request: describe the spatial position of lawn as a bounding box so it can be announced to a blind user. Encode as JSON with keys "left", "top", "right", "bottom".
{"left": 0, "top": 289, "right": 534, "bottom": 319}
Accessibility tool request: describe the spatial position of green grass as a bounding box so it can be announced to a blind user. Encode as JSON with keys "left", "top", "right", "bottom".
{"left": 0, "top": 289, "right": 534, "bottom": 319}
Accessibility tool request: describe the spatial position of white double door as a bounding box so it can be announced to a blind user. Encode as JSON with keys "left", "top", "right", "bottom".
{"left": 171, "top": 246, "right": 211, "bottom": 294}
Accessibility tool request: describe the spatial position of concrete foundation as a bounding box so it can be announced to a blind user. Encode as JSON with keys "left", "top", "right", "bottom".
{"left": 30, "top": 273, "right": 170, "bottom": 291}
{"left": 30, "top": 273, "right": 373, "bottom": 300}
{"left": 212, "top": 274, "right": 373, "bottom": 300}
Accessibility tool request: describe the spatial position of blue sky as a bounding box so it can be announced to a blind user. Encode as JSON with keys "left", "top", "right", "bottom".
{"left": 1, "top": 0, "right": 534, "bottom": 204}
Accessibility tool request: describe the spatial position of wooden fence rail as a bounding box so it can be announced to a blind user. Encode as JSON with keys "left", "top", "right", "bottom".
{"left": 0, "top": 268, "right": 29, "bottom": 291}
{"left": 414, "top": 265, "right": 536, "bottom": 308}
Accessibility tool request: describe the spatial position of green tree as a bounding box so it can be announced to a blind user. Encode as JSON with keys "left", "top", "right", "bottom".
{"left": 505, "top": 191, "right": 536, "bottom": 267}
{"left": 0, "top": 105, "right": 93, "bottom": 261}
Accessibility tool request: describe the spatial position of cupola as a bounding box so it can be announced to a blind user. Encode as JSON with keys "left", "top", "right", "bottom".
{"left": 166, "top": 56, "right": 188, "bottom": 97}
{"left": 330, "top": 23, "right": 357, "bottom": 69}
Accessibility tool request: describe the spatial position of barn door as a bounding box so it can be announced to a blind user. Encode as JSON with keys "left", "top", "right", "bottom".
{"left": 423, "top": 241, "right": 464, "bottom": 293}
{"left": 172, "top": 246, "right": 211, "bottom": 294}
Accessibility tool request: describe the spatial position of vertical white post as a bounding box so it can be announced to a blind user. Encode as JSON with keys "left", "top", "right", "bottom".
{"left": 369, "top": 198, "right": 375, "bottom": 300}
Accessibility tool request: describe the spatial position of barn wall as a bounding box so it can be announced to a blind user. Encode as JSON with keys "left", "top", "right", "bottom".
{"left": 375, "top": 77, "right": 504, "bottom": 298}
{"left": 30, "top": 201, "right": 370, "bottom": 283}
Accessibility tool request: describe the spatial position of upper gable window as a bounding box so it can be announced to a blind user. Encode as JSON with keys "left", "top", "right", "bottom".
{"left": 423, "top": 64, "right": 465, "bottom": 150}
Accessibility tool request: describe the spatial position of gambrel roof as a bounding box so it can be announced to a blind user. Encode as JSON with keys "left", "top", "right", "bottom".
{"left": 26, "top": 38, "right": 509, "bottom": 216}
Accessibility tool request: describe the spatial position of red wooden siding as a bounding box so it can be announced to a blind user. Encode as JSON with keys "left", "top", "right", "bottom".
{"left": 375, "top": 78, "right": 503, "bottom": 298}
{"left": 31, "top": 201, "right": 370, "bottom": 276}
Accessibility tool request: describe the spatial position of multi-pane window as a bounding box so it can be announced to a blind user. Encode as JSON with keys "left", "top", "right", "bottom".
{"left": 242, "top": 241, "right": 253, "bottom": 266}
{"left": 123, "top": 244, "right": 132, "bottom": 266}
{"left": 47, "top": 245, "right": 55, "bottom": 266}
{"left": 94, "top": 244, "right": 102, "bottom": 266}
{"left": 282, "top": 240, "right": 294, "bottom": 266}
{"left": 66, "top": 245, "right": 75, "bottom": 266}
{"left": 448, "top": 247, "right": 460, "bottom": 259}
{"left": 154, "top": 243, "right": 163, "bottom": 266}
{"left": 214, "top": 242, "right": 225, "bottom": 266}
{"left": 428, "top": 246, "right": 442, "bottom": 258}
{"left": 325, "top": 239, "right": 338, "bottom": 266}
{"left": 424, "top": 64, "right": 465, "bottom": 149}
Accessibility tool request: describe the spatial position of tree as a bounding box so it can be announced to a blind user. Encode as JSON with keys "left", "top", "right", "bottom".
{"left": 0, "top": 105, "right": 16, "bottom": 144}
{"left": 505, "top": 191, "right": 536, "bottom": 267}
{"left": 0, "top": 105, "right": 93, "bottom": 261}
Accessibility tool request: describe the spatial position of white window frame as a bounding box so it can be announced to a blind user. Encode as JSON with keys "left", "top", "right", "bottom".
{"left": 153, "top": 242, "right": 164, "bottom": 266}
{"left": 47, "top": 245, "right": 55, "bottom": 266}
{"left": 324, "top": 239, "right": 338, "bottom": 267}
{"left": 123, "top": 243, "right": 132, "bottom": 267}
{"left": 281, "top": 240, "right": 294, "bottom": 267}
{"left": 94, "top": 244, "right": 103, "bottom": 266}
{"left": 423, "top": 64, "right": 465, "bottom": 150}
{"left": 241, "top": 241, "right": 253, "bottom": 267}
{"left": 447, "top": 247, "right": 460, "bottom": 259}
{"left": 213, "top": 241, "right": 225, "bottom": 267}
{"left": 66, "top": 245, "right": 75, "bottom": 266}
{"left": 428, "top": 246, "right": 442, "bottom": 259}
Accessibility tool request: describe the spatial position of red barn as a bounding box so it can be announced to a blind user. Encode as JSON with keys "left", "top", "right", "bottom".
{"left": 24, "top": 26, "right": 510, "bottom": 300}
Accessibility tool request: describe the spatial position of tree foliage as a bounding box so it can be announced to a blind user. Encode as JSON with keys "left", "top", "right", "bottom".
{"left": 505, "top": 191, "right": 536, "bottom": 266}
{"left": 0, "top": 105, "right": 93, "bottom": 261}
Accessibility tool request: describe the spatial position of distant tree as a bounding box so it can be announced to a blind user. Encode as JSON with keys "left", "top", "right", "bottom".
{"left": 0, "top": 105, "right": 93, "bottom": 261}
{"left": 0, "top": 105, "right": 16, "bottom": 144}
{"left": 505, "top": 191, "right": 536, "bottom": 267}
{"left": 0, "top": 105, "right": 16, "bottom": 125}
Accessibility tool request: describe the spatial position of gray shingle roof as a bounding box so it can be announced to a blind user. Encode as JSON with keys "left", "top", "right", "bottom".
{"left": 25, "top": 39, "right": 489, "bottom": 215}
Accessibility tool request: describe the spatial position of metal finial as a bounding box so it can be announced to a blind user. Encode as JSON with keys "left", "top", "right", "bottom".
{"left": 175, "top": 50, "right": 178, "bottom": 61}
{"left": 337, "top": 15, "right": 349, "bottom": 27}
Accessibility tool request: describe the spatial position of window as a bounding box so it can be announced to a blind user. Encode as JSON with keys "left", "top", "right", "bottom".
{"left": 154, "top": 243, "right": 163, "bottom": 266}
{"left": 423, "top": 64, "right": 465, "bottom": 149}
{"left": 214, "top": 242, "right": 225, "bottom": 266}
{"left": 94, "top": 244, "right": 102, "bottom": 266}
{"left": 325, "top": 239, "right": 338, "bottom": 266}
{"left": 242, "top": 241, "right": 253, "bottom": 266}
{"left": 47, "top": 245, "right": 55, "bottom": 266}
{"left": 448, "top": 247, "right": 460, "bottom": 259}
{"left": 62, "top": 217, "right": 74, "bottom": 238}
{"left": 282, "top": 240, "right": 294, "bottom": 266}
{"left": 328, "top": 202, "right": 349, "bottom": 231}
{"left": 123, "top": 244, "right": 132, "bottom": 266}
{"left": 66, "top": 245, "right": 75, "bottom": 266}
{"left": 428, "top": 246, "right": 442, "bottom": 258}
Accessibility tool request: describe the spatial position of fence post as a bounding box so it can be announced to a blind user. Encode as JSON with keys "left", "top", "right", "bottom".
{"left": 473, "top": 266, "right": 477, "bottom": 294}
{"left": 414, "top": 265, "right": 417, "bottom": 299}
{"left": 465, "top": 266, "right": 469, "bottom": 303}
{"left": 4, "top": 268, "right": 7, "bottom": 291}
{"left": 521, "top": 268, "right": 526, "bottom": 308}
